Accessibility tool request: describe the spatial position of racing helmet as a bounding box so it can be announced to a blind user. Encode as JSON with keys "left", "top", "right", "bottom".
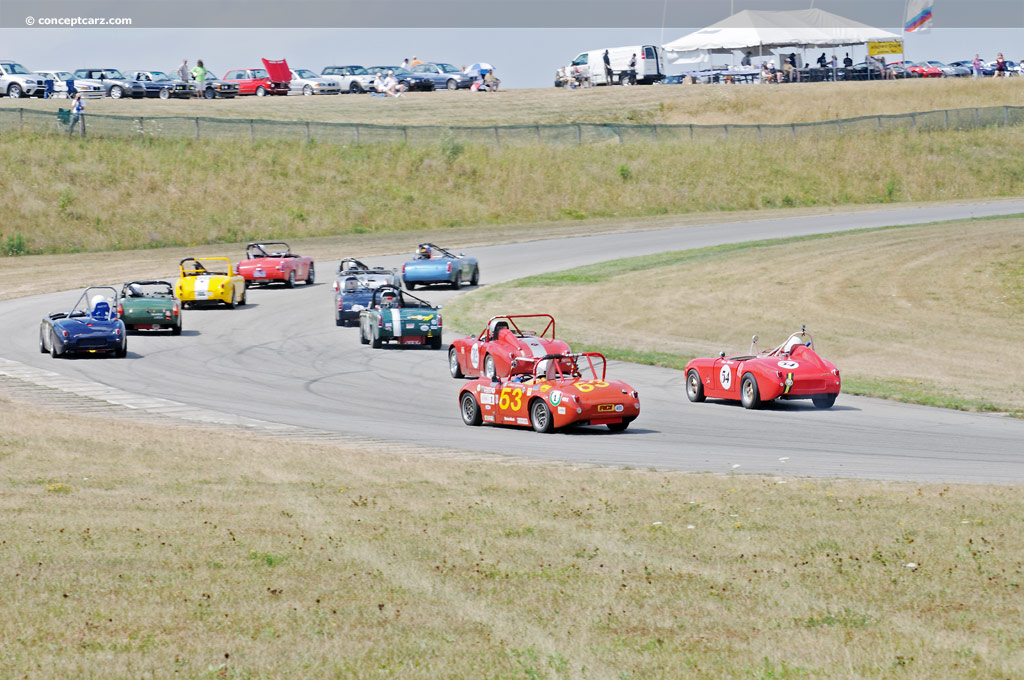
{"left": 488, "top": 319, "right": 509, "bottom": 341}
{"left": 418, "top": 244, "right": 432, "bottom": 259}
{"left": 127, "top": 283, "right": 143, "bottom": 297}
{"left": 783, "top": 335, "right": 807, "bottom": 353}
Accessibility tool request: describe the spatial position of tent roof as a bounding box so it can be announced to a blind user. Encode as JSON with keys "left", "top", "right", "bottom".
{"left": 664, "top": 8, "right": 899, "bottom": 53}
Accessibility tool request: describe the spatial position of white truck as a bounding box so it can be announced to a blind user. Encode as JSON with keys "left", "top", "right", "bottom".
{"left": 555, "top": 45, "right": 666, "bottom": 87}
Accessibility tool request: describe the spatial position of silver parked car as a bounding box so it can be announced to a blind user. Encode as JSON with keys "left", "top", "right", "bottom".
{"left": 1, "top": 60, "right": 45, "bottom": 98}
{"left": 72, "top": 68, "right": 145, "bottom": 99}
{"left": 289, "top": 68, "right": 341, "bottom": 95}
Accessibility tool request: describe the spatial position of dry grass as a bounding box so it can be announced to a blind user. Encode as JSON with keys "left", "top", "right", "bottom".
{"left": 3, "top": 78, "right": 1022, "bottom": 126}
{"left": 2, "top": 389, "right": 1023, "bottom": 678}
{"left": 447, "top": 217, "right": 1024, "bottom": 413}
{"left": 5, "top": 125, "right": 1024, "bottom": 258}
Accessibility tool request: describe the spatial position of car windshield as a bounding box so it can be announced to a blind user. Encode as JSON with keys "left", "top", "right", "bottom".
{"left": 437, "top": 63, "right": 460, "bottom": 73}
{"left": 184, "top": 259, "right": 230, "bottom": 276}
{"left": 348, "top": 66, "right": 369, "bottom": 75}
{"left": 252, "top": 69, "right": 268, "bottom": 78}
{"left": 102, "top": 69, "right": 126, "bottom": 79}
{"left": 2, "top": 62, "right": 31, "bottom": 74}
{"left": 411, "top": 64, "right": 433, "bottom": 73}
{"left": 295, "top": 69, "right": 317, "bottom": 79}
{"left": 149, "top": 71, "right": 171, "bottom": 81}
{"left": 126, "top": 282, "right": 174, "bottom": 298}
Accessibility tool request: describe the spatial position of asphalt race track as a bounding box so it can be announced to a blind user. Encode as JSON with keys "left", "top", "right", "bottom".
{"left": 3, "top": 201, "right": 1024, "bottom": 483}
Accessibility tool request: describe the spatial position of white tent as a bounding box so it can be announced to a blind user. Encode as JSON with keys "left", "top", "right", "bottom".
{"left": 664, "top": 9, "right": 900, "bottom": 65}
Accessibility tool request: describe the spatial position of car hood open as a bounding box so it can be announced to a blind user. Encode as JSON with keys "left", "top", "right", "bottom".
{"left": 262, "top": 58, "right": 292, "bottom": 82}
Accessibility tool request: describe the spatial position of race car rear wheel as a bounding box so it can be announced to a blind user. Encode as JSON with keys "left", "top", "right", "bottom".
{"left": 39, "top": 328, "right": 48, "bottom": 353}
{"left": 685, "top": 369, "right": 706, "bottom": 402}
{"left": 607, "top": 418, "right": 633, "bottom": 432}
{"left": 449, "top": 347, "right": 464, "bottom": 378}
{"left": 239, "top": 288, "right": 247, "bottom": 306}
{"left": 483, "top": 354, "right": 496, "bottom": 380}
{"left": 813, "top": 394, "right": 838, "bottom": 409}
{"left": 115, "top": 338, "right": 127, "bottom": 358}
{"left": 530, "top": 399, "right": 554, "bottom": 433}
{"left": 371, "top": 330, "right": 382, "bottom": 349}
{"left": 286, "top": 270, "right": 296, "bottom": 288}
{"left": 430, "top": 335, "right": 443, "bottom": 350}
{"left": 50, "top": 332, "right": 62, "bottom": 358}
{"left": 740, "top": 373, "right": 761, "bottom": 410}
{"left": 306, "top": 264, "right": 315, "bottom": 285}
{"left": 406, "top": 281, "right": 416, "bottom": 290}
{"left": 360, "top": 326, "right": 369, "bottom": 344}
{"left": 226, "top": 290, "right": 236, "bottom": 309}
{"left": 460, "top": 392, "right": 482, "bottom": 426}
{"left": 172, "top": 323, "right": 182, "bottom": 336}
{"left": 336, "top": 313, "right": 344, "bottom": 327}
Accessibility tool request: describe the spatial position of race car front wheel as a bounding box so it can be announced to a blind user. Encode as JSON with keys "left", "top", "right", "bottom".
{"left": 449, "top": 347, "right": 464, "bottom": 378}
{"left": 483, "top": 354, "right": 496, "bottom": 380}
{"left": 306, "top": 265, "right": 315, "bottom": 285}
{"left": 685, "top": 369, "right": 706, "bottom": 402}
{"left": 286, "top": 271, "right": 296, "bottom": 288}
{"left": 461, "top": 392, "right": 482, "bottom": 426}
{"left": 740, "top": 373, "right": 761, "bottom": 409}
{"left": 530, "top": 399, "right": 554, "bottom": 433}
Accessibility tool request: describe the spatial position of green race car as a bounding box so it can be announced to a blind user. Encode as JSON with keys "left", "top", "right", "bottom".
{"left": 358, "top": 285, "right": 442, "bottom": 349}
{"left": 118, "top": 281, "right": 182, "bottom": 334}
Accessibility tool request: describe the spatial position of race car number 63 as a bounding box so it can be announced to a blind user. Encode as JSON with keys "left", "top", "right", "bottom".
{"left": 499, "top": 388, "right": 522, "bottom": 410}
{"left": 575, "top": 381, "right": 609, "bottom": 393}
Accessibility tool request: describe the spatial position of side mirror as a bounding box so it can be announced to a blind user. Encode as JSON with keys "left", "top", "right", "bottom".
{"left": 719, "top": 351, "right": 726, "bottom": 358}
{"left": 437, "top": 305, "right": 443, "bottom": 310}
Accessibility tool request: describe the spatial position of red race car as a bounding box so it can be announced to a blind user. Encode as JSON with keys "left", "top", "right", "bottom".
{"left": 459, "top": 352, "right": 640, "bottom": 433}
{"left": 222, "top": 58, "right": 291, "bottom": 96}
{"left": 684, "top": 326, "right": 841, "bottom": 409}
{"left": 448, "top": 314, "right": 571, "bottom": 380}
{"left": 236, "top": 242, "right": 315, "bottom": 287}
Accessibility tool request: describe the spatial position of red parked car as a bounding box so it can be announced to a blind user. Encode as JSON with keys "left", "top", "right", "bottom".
{"left": 888, "top": 61, "right": 942, "bottom": 78}
{"left": 449, "top": 314, "right": 572, "bottom": 380}
{"left": 684, "top": 326, "right": 841, "bottom": 409}
{"left": 222, "top": 58, "right": 291, "bottom": 96}
{"left": 236, "top": 242, "right": 315, "bottom": 287}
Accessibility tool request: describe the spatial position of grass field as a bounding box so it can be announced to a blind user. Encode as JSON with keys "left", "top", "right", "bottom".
{"left": 445, "top": 216, "right": 1024, "bottom": 415}
{"left": 3, "top": 389, "right": 1023, "bottom": 679}
{"left": 5, "top": 124, "right": 1024, "bottom": 257}
{"left": 3, "top": 78, "right": 1023, "bottom": 126}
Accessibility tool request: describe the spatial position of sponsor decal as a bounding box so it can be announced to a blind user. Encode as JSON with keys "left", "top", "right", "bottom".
{"left": 778, "top": 360, "right": 799, "bottom": 370}
{"left": 719, "top": 365, "right": 732, "bottom": 389}
{"left": 483, "top": 415, "right": 495, "bottom": 422}
{"left": 409, "top": 314, "right": 435, "bottom": 321}
{"left": 420, "top": 325, "right": 429, "bottom": 331}
{"left": 405, "top": 323, "right": 415, "bottom": 329}
{"left": 597, "top": 404, "right": 615, "bottom": 413}
{"left": 481, "top": 393, "right": 495, "bottom": 405}
{"left": 549, "top": 390, "right": 563, "bottom": 406}
{"left": 538, "top": 384, "right": 551, "bottom": 392}
{"left": 783, "top": 372, "right": 795, "bottom": 394}
{"left": 557, "top": 407, "right": 566, "bottom": 415}
{"left": 516, "top": 417, "right": 529, "bottom": 425}
{"left": 615, "top": 404, "right": 624, "bottom": 412}
{"left": 470, "top": 343, "right": 480, "bottom": 369}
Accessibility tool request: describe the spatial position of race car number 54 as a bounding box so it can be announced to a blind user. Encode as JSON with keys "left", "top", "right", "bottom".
{"left": 499, "top": 388, "right": 522, "bottom": 410}
{"left": 575, "top": 381, "right": 609, "bottom": 393}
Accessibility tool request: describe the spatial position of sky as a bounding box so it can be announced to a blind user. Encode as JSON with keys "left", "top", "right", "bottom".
{"left": 2, "top": 1, "right": 1022, "bottom": 89}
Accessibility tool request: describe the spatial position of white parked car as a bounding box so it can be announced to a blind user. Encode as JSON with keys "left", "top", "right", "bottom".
{"left": 0, "top": 60, "right": 45, "bottom": 98}
{"left": 289, "top": 69, "right": 341, "bottom": 95}
{"left": 320, "top": 65, "right": 376, "bottom": 93}
{"left": 35, "top": 69, "right": 105, "bottom": 97}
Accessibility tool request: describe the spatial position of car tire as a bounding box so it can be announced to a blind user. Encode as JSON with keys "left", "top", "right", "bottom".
{"left": 446, "top": 79, "right": 458, "bottom": 91}
{"left": 405, "top": 281, "right": 416, "bottom": 290}
{"left": 360, "top": 325, "right": 369, "bottom": 344}
{"left": 115, "top": 337, "right": 127, "bottom": 358}
{"left": 7, "top": 84, "right": 24, "bottom": 99}
{"left": 172, "top": 323, "right": 182, "bottom": 336}
{"left": 286, "top": 270, "right": 296, "bottom": 288}
{"left": 461, "top": 392, "right": 482, "bottom": 426}
{"left": 239, "top": 287, "right": 247, "bottom": 306}
{"left": 813, "top": 394, "right": 838, "bottom": 409}
{"left": 39, "top": 328, "right": 48, "bottom": 353}
{"left": 449, "top": 347, "right": 464, "bottom": 378}
{"left": 159, "top": 88, "right": 170, "bottom": 100}
{"left": 470, "top": 267, "right": 479, "bottom": 286}
{"left": 685, "top": 369, "right": 706, "bottom": 403}
{"left": 256, "top": 86, "right": 267, "bottom": 97}
{"left": 226, "top": 289, "right": 236, "bottom": 309}
{"left": 740, "top": 373, "right": 761, "bottom": 409}
{"left": 306, "top": 264, "right": 315, "bottom": 285}
{"left": 371, "top": 330, "right": 382, "bottom": 349}
{"left": 204, "top": 87, "right": 215, "bottom": 100}
{"left": 529, "top": 399, "right": 554, "bottom": 433}
{"left": 607, "top": 419, "right": 632, "bottom": 432}
{"left": 430, "top": 335, "right": 442, "bottom": 350}
{"left": 349, "top": 82, "right": 362, "bottom": 94}
{"left": 483, "top": 354, "right": 496, "bottom": 380}
{"left": 451, "top": 275, "right": 461, "bottom": 290}
{"left": 302, "top": 84, "right": 313, "bottom": 96}
{"left": 109, "top": 85, "right": 124, "bottom": 99}
{"left": 50, "top": 332, "right": 62, "bottom": 358}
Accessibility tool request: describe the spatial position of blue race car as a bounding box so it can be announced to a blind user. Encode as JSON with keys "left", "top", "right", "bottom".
{"left": 39, "top": 286, "right": 127, "bottom": 358}
{"left": 333, "top": 258, "right": 401, "bottom": 326}
{"left": 401, "top": 243, "right": 480, "bottom": 290}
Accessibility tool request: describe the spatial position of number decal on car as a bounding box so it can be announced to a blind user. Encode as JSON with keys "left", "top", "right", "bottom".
{"left": 499, "top": 388, "right": 522, "bottom": 411}
{"left": 720, "top": 365, "right": 732, "bottom": 389}
{"left": 575, "top": 381, "right": 609, "bottom": 393}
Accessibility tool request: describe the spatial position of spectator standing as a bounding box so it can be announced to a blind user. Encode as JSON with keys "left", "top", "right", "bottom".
{"left": 993, "top": 53, "right": 1007, "bottom": 77}
{"left": 401, "top": 58, "right": 410, "bottom": 71}
{"left": 177, "top": 59, "right": 189, "bottom": 83}
{"left": 829, "top": 54, "right": 838, "bottom": 80}
{"left": 410, "top": 56, "right": 422, "bottom": 67}
{"left": 626, "top": 53, "right": 637, "bottom": 84}
{"left": 816, "top": 52, "right": 827, "bottom": 68}
{"left": 740, "top": 51, "right": 752, "bottom": 67}
{"left": 68, "top": 92, "right": 85, "bottom": 136}
{"left": 191, "top": 59, "right": 208, "bottom": 98}
{"left": 603, "top": 50, "right": 611, "bottom": 84}
{"left": 843, "top": 52, "right": 853, "bottom": 68}
{"left": 972, "top": 54, "right": 982, "bottom": 78}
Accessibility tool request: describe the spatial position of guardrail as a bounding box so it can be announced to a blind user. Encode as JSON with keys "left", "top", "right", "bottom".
{"left": 2, "top": 105, "right": 1023, "bottom": 145}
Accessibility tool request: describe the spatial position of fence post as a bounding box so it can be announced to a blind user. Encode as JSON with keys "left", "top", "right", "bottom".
{"left": 944, "top": 109, "right": 949, "bottom": 130}
{"left": 836, "top": 119, "right": 841, "bottom": 135}
{"left": 576, "top": 123, "right": 582, "bottom": 145}
{"left": 877, "top": 116, "right": 882, "bottom": 131}
{"left": 80, "top": 115, "right": 86, "bottom": 138}
{"left": 19, "top": 107, "right": 23, "bottom": 130}
{"left": 791, "top": 123, "right": 796, "bottom": 139}
{"left": 138, "top": 117, "right": 144, "bottom": 135}
{"left": 724, "top": 124, "right": 729, "bottom": 139}
{"left": 689, "top": 124, "right": 694, "bottom": 140}
{"left": 195, "top": 117, "right": 200, "bottom": 140}
{"left": 494, "top": 126, "right": 500, "bottom": 146}
{"left": 653, "top": 124, "right": 659, "bottom": 140}
{"left": 249, "top": 119, "right": 255, "bottom": 142}
{"left": 1005, "top": 106, "right": 1009, "bottom": 127}
{"left": 756, "top": 124, "right": 761, "bottom": 141}
{"left": 306, "top": 121, "right": 311, "bottom": 142}
{"left": 536, "top": 124, "right": 541, "bottom": 142}
{"left": 911, "top": 113, "right": 916, "bottom": 130}
{"left": 404, "top": 126, "right": 408, "bottom": 143}
{"left": 355, "top": 124, "right": 360, "bottom": 145}
{"left": 975, "top": 108, "right": 979, "bottom": 127}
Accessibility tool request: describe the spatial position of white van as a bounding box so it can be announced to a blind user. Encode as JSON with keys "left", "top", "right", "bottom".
{"left": 555, "top": 45, "right": 666, "bottom": 87}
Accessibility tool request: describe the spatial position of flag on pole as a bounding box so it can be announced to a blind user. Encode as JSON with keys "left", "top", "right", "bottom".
{"left": 904, "top": 0, "right": 933, "bottom": 33}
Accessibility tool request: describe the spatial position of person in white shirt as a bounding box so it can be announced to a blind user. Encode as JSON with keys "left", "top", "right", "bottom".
{"left": 383, "top": 71, "right": 403, "bottom": 97}
{"left": 68, "top": 93, "right": 85, "bottom": 135}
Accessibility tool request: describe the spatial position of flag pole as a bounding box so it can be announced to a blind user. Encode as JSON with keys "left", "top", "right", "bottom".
{"left": 901, "top": 0, "right": 909, "bottom": 63}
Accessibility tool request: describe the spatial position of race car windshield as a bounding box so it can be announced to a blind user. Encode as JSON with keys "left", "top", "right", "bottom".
{"left": 128, "top": 283, "right": 174, "bottom": 297}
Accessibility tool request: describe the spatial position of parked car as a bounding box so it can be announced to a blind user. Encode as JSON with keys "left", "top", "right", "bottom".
{"left": 922, "top": 60, "right": 970, "bottom": 77}
{"left": 409, "top": 62, "right": 475, "bottom": 90}
{"left": 39, "top": 287, "right": 127, "bottom": 358}
{"left": 401, "top": 243, "right": 479, "bottom": 290}
{"left": 366, "top": 66, "right": 435, "bottom": 91}
{"left": 333, "top": 259, "right": 400, "bottom": 326}
{"left": 448, "top": 315, "right": 571, "bottom": 380}
{"left": 289, "top": 68, "right": 341, "bottom": 95}
{"left": 684, "top": 327, "right": 841, "bottom": 409}
{"left": 358, "top": 285, "right": 443, "bottom": 349}
{"left": 1, "top": 60, "right": 46, "bottom": 98}
{"left": 118, "top": 281, "right": 182, "bottom": 334}
{"left": 235, "top": 242, "right": 315, "bottom": 288}
{"left": 950, "top": 60, "right": 994, "bottom": 76}
{"left": 222, "top": 59, "right": 290, "bottom": 96}
{"left": 123, "top": 70, "right": 194, "bottom": 99}
{"left": 320, "top": 65, "right": 376, "bottom": 93}
{"left": 72, "top": 68, "right": 145, "bottom": 98}
{"left": 175, "top": 257, "right": 247, "bottom": 308}
{"left": 193, "top": 71, "right": 239, "bottom": 99}
{"left": 458, "top": 352, "right": 640, "bottom": 433}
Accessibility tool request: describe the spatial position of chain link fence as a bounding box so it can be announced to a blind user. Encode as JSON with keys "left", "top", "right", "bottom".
{"left": 2, "top": 105, "right": 1023, "bottom": 145}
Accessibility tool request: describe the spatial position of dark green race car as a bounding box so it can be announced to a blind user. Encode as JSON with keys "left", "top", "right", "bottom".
{"left": 118, "top": 281, "right": 182, "bottom": 334}
{"left": 359, "top": 285, "right": 442, "bottom": 349}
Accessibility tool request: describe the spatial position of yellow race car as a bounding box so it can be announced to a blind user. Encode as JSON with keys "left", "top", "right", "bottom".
{"left": 175, "top": 257, "right": 247, "bottom": 308}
